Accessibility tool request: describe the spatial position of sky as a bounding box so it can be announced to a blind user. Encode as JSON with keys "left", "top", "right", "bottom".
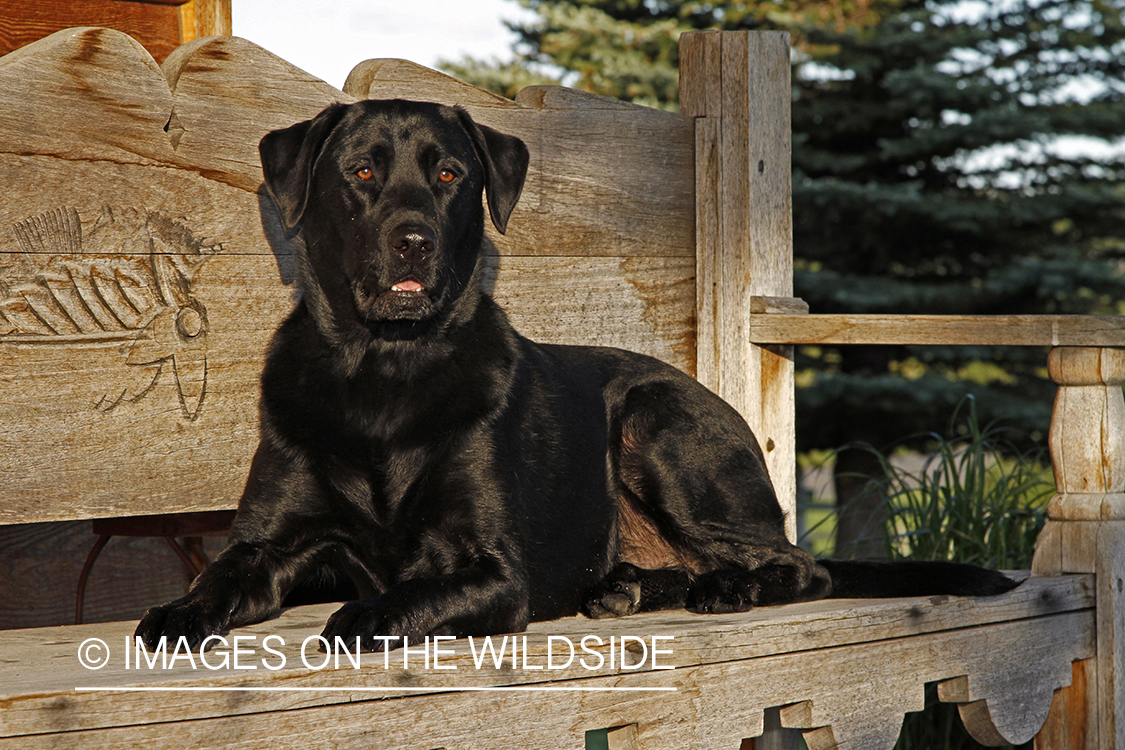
{"left": 232, "top": 0, "right": 533, "bottom": 89}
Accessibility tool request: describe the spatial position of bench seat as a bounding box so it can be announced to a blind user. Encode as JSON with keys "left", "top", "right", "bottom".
{"left": 0, "top": 575, "right": 1092, "bottom": 749}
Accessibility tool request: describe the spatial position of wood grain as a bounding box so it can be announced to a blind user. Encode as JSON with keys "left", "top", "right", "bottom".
{"left": 749, "top": 314, "right": 1125, "bottom": 347}
{"left": 1034, "top": 347, "right": 1125, "bottom": 747}
{"left": 680, "top": 30, "right": 798, "bottom": 539}
{"left": 177, "top": 0, "right": 230, "bottom": 43}
{"left": 1094, "top": 522, "right": 1125, "bottom": 748}
{"left": 0, "top": 1, "right": 182, "bottom": 62}
{"left": 0, "top": 576, "right": 1094, "bottom": 749}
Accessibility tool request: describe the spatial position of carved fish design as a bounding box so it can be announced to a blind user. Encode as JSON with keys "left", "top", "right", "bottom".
{"left": 1, "top": 207, "right": 221, "bottom": 420}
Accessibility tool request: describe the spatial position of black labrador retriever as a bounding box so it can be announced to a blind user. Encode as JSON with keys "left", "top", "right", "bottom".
{"left": 137, "top": 100, "right": 1015, "bottom": 651}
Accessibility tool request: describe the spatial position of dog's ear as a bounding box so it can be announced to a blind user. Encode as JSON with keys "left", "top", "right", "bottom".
{"left": 457, "top": 110, "right": 530, "bottom": 235}
{"left": 259, "top": 103, "right": 349, "bottom": 230}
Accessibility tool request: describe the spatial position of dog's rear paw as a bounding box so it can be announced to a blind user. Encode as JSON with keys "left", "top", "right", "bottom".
{"left": 583, "top": 578, "right": 643, "bottom": 619}
{"left": 688, "top": 569, "right": 761, "bottom": 614}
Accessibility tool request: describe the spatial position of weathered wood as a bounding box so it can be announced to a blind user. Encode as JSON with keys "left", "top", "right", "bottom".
{"left": 161, "top": 34, "right": 349, "bottom": 186}
{"left": 480, "top": 255, "right": 696, "bottom": 376}
{"left": 1046, "top": 348, "right": 1125, "bottom": 502}
{"left": 680, "top": 30, "right": 798, "bottom": 539}
{"left": 1036, "top": 660, "right": 1097, "bottom": 750}
{"left": 749, "top": 314, "right": 1125, "bottom": 347}
{"left": 750, "top": 296, "right": 810, "bottom": 315}
{"left": 0, "top": 576, "right": 1094, "bottom": 749}
{"left": 1095, "top": 522, "right": 1125, "bottom": 748}
{"left": 1031, "top": 348, "right": 1125, "bottom": 748}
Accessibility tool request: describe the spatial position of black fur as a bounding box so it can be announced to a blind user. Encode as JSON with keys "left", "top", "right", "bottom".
{"left": 136, "top": 100, "right": 1016, "bottom": 651}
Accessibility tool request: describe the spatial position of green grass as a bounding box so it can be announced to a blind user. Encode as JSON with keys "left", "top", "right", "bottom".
{"left": 800, "top": 397, "right": 1054, "bottom": 750}
{"left": 871, "top": 397, "right": 1053, "bottom": 570}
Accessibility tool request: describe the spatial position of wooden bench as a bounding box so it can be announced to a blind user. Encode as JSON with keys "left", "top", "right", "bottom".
{"left": 0, "top": 26, "right": 1120, "bottom": 749}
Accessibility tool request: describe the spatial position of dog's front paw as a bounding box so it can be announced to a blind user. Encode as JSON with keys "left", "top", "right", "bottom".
{"left": 135, "top": 598, "right": 230, "bottom": 651}
{"left": 688, "top": 569, "right": 761, "bottom": 614}
{"left": 320, "top": 601, "right": 428, "bottom": 652}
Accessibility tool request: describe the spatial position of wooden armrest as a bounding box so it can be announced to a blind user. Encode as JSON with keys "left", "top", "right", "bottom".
{"left": 749, "top": 313, "right": 1125, "bottom": 347}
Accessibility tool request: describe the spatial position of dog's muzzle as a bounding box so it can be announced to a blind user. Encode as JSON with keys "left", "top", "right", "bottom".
{"left": 353, "top": 278, "right": 439, "bottom": 322}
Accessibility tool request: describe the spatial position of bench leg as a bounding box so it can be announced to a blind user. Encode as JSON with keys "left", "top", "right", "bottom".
{"left": 75, "top": 534, "right": 112, "bottom": 625}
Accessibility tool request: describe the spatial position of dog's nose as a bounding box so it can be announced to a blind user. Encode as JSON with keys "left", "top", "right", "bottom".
{"left": 388, "top": 226, "right": 435, "bottom": 265}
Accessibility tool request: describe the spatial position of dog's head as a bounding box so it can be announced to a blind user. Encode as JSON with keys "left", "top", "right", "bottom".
{"left": 260, "top": 100, "right": 528, "bottom": 343}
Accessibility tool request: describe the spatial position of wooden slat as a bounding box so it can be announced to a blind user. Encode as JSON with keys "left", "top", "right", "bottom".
{"left": 749, "top": 314, "right": 1125, "bottom": 347}
{"left": 177, "top": 0, "right": 231, "bottom": 43}
{"left": 0, "top": 576, "right": 1094, "bottom": 748}
{"left": 1095, "top": 523, "right": 1125, "bottom": 748}
{"left": 482, "top": 255, "right": 695, "bottom": 376}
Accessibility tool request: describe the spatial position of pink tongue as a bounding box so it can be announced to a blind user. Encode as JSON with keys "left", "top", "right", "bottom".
{"left": 392, "top": 280, "right": 425, "bottom": 293}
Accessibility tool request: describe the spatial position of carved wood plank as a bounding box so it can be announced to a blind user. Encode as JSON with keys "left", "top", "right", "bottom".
{"left": 0, "top": 244, "right": 692, "bottom": 526}
{"left": 749, "top": 314, "right": 1125, "bottom": 347}
{"left": 0, "top": 28, "right": 176, "bottom": 166}
{"left": 161, "top": 35, "right": 349, "bottom": 189}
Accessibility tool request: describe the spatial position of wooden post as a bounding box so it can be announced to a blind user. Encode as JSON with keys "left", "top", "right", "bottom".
{"left": 0, "top": 1, "right": 232, "bottom": 63}
{"left": 1033, "top": 347, "right": 1125, "bottom": 749}
{"left": 680, "top": 30, "right": 799, "bottom": 541}
{"left": 179, "top": 0, "right": 233, "bottom": 43}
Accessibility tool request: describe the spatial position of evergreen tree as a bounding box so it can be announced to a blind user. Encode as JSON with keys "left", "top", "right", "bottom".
{"left": 443, "top": 0, "right": 1125, "bottom": 517}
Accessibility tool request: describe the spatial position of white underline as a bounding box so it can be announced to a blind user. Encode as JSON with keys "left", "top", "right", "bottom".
{"left": 75, "top": 686, "right": 677, "bottom": 693}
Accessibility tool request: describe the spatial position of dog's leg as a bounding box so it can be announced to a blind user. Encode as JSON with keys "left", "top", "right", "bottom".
{"left": 319, "top": 565, "right": 530, "bottom": 651}
{"left": 603, "top": 378, "right": 832, "bottom": 615}
{"left": 134, "top": 540, "right": 323, "bottom": 650}
{"left": 135, "top": 443, "right": 334, "bottom": 649}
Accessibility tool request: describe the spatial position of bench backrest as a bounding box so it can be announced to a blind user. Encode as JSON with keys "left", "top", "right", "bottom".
{"left": 0, "top": 28, "right": 715, "bottom": 524}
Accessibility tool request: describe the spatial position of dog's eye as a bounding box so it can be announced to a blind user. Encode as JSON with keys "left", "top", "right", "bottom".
{"left": 356, "top": 167, "right": 374, "bottom": 181}
{"left": 438, "top": 169, "right": 456, "bottom": 183}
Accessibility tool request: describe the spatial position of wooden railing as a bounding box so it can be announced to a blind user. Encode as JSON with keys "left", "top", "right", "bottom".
{"left": 746, "top": 303, "right": 1125, "bottom": 747}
